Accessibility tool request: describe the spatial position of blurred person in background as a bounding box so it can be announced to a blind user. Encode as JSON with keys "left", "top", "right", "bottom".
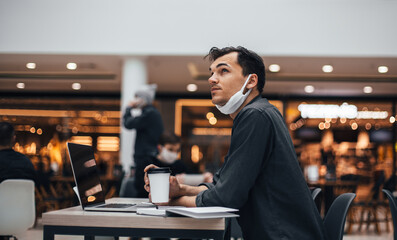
{"left": 123, "top": 84, "right": 164, "bottom": 197}
{"left": 145, "top": 46, "right": 326, "bottom": 240}
{"left": 0, "top": 121, "right": 36, "bottom": 183}
{"left": 153, "top": 131, "right": 213, "bottom": 184}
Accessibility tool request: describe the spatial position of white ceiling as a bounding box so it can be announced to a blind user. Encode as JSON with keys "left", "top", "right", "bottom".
{"left": 0, "top": 54, "right": 396, "bottom": 97}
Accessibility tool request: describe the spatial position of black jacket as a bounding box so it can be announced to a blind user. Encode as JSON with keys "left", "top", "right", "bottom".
{"left": 123, "top": 104, "right": 164, "bottom": 157}
{"left": 0, "top": 149, "right": 36, "bottom": 184}
{"left": 196, "top": 96, "right": 326, "bottom": 240}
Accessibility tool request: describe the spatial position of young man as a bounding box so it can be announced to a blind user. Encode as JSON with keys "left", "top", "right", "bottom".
{"left": 152, "top": 131, "right": 188, "bottom": 175}
{"left": 0, "top": 122, "right": 36, "bottom": 183}
{"left": 152, "top": 131, "right": 213, "bottom": 184}
{"left": 144, "top": 47, "right": 326, "bottom": 239}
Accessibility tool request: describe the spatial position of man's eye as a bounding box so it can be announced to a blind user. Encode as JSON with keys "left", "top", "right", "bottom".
{"left": 221, "top": 69, "right": 228, "bottom": 73}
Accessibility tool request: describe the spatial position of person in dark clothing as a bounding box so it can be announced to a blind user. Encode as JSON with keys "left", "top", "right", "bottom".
{"left": 0, "top": 122, "right": 36, "bottom": 183}
{"left": 151, "top": 132, "right": 187, "bottom": 175}
{"left": 144, "top": 47, "right": 326, "bottom": 240}
{"left": 123, "top": 85, "right": 164, "bottom": 197}
{"left": 153, "top": 132, "right": 213, "bottom": 185}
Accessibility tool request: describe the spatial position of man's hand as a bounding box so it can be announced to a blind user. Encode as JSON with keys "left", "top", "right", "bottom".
{"left": 203, "top": 172, "right": 213, "bottom": 183}
{"left": 169, "top": 175, "right": 183, "bottom": 199}
{"left": 144, "top": 164, "right": 184, "bottom": 201}
{"left": 144, "top": 164, "right": 158, "bottom": 194}
{"left": 128, "top": 98, "right": 145, "bottom": 108}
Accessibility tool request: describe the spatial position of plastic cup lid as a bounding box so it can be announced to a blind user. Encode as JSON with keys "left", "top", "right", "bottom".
{"left": 147, "top": 167, "right": 171, "bottom": 174}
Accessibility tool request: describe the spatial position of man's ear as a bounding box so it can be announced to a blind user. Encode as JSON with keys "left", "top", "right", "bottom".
{"left": 157, "top": 144, "right": 162, "bottom": 152}
{"left": 246, "top": 74, "right": 258, "bottom": 92}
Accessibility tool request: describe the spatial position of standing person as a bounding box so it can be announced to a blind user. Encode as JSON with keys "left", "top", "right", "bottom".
{"left": 123, "top": 85, "right": 164, "bottom": 197}
{"left": 144, "top": 47, "right": 326, "bottom": 239}
{"left": 0, "top": 122, "right": 36, "bottom": 183}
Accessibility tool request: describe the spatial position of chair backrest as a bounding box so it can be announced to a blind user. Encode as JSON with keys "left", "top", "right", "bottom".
{"left": 323, "top": 193, "right": 356, "bottom": 240}
{"left": 0, "top": 179, "right": 36, "bottom": 236}
{"left": 382, "top": 189, "right": 397, "bottom": 240}
{"left": 311, "top": 187, "right": 322, "bottom": 213}
{"left": 311, "top": 187, "right": 322, "bottom": 201}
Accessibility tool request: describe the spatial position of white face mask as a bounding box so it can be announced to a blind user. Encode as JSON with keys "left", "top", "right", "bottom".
{"left": 159, "top": 147, "right": 179, "bottom": 164}
{"left": 215, "top": 74, "right": 253, "bottom": 115}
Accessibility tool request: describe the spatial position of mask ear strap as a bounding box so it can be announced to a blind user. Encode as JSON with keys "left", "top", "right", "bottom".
{"left": 241, "top": 74, "right": 252, "bottom": 93}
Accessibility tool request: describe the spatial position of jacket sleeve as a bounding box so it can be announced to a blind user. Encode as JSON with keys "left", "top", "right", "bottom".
{"left": 196, "top": 108, "right": 274, "bottom": 208}
{"left": 123, "top": 106, "right": 156, "bottom": 130}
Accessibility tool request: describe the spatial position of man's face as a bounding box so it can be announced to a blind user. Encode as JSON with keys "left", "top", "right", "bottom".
{"left": 208, "top": 52, "right": 246, "bottom": 106}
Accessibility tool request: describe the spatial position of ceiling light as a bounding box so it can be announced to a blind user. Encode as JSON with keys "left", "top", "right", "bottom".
{"left": 363, "top": 86, "right": 373, "bottom": 94}
{"left": 269, "top": 64, "right": 281, "bottom": 73}
{"left": 378, "top": 66, "right": 388, "bottom": 73}
{"left": 26, "top": 63, "right": 36, "bottom": 69}
{"left": 72, "top": 83, "right": 81, "bottom": 90}
{"left": 16, "top": 83, "right": 25, "bottom": 89}
{"left": 322, "top": 65, "right": 333, "bottom": 73}
{"left": 186, "top": 83, "right": 198, "bottom": 92}
{"left": 67, "top": 62, "right": 77, "bottom": 70}
{"left": 304, "top": 85, "right": 315, "bottom": 93}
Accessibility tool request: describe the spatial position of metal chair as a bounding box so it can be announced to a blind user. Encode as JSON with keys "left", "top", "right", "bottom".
{"left": 382, "top": 189, "right": 397, "bottom": 240}
{"left": 0, "top": 179, "right": 36, "bottom": 239}
{"left": 323, "top": 193, "right": 356, "bottom": 240}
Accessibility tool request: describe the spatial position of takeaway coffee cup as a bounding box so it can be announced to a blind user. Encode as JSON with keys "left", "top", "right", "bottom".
{"left": 148, "top": 167, "right": 171, "bottom": 203}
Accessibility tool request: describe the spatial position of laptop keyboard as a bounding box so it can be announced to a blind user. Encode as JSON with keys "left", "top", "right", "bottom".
{"left": 98, "top": 203, "right": 136, "bottom": 208}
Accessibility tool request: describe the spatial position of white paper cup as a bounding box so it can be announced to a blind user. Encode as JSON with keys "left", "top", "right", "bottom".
{"left": 148, "top": 167, "right": 171, "bottom": 203}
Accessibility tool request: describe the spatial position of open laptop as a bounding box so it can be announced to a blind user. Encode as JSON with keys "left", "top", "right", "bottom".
{"left": 67, "top": 142, "right": 153, "bottom": 212}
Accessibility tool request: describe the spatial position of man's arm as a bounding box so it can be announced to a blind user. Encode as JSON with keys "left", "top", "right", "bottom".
{"left": 179, "top": 183, "right": 208, "bottom": 196}
{"left": 167, "top": 184, "right": 208, "bottom": 207}
{"left": 169, "top": 195, "right": 197, "bottom": 207}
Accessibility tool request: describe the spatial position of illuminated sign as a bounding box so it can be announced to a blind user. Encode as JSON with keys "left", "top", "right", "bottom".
{"left": 298, "top": 103, "right": 388, "bottom": 119}
{"left": 298, "top": 103, "right": 357, "bottom": 119}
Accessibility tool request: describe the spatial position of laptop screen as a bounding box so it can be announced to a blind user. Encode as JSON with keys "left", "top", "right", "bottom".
{"left": 67, "top": 142, "right": 105, "bottom": 208}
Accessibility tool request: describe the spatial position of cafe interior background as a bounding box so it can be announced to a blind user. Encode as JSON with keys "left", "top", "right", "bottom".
{"left": 0, "top": 0, "right": 396, "bottom": 236}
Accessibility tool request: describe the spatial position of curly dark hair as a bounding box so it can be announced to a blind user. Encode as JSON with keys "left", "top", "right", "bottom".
{"left": 205, "top": 46, "right": 266, "bottom": 93}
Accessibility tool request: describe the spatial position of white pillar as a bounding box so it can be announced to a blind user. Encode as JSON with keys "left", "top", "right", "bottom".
{"left": 120, "top": 57, "right": 147, "bottom": 175}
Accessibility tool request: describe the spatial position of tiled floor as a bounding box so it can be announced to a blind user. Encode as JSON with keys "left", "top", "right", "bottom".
{"left": 15, "top": 218, "right": 393, "bottom": 240}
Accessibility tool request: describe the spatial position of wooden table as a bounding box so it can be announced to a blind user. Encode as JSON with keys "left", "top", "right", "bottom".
{"left": 42, "top": 198, "right": 226, "bottom": 240}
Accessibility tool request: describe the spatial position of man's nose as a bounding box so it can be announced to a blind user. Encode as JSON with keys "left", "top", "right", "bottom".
{"left": 208, "top": 75, "right": 218, "bottom": 85}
